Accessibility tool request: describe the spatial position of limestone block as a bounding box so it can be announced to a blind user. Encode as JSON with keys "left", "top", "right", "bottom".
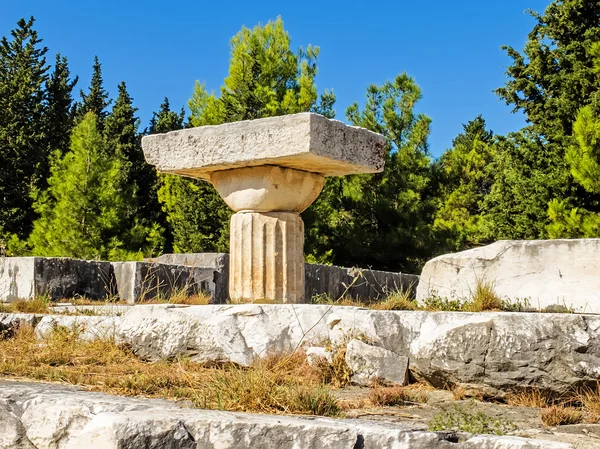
{"left": 0, "top": 257, "right": 35, "bottom": 302}
{"left": 345, "top": 339, "right": 409, "bottom": 386}
{"left": 229, "top": 212, "right": 304, "bottom": 303}
{"left": 0, "top": 402, "right": 35, "bottom": 449}
{"left": 141, "top": 113, "right": 386, "bottom": 180}
{"left": 211, "top": 165, "right": 325, "bottom": 212}
{"left": 416, "top": 239, "right": 600, "bottom": 313}
{"left": 306, "top": 346, "right": 333, "bottom": 367}
{"left": 97, "top": 305, "right": 600, "bottom": 394}
{"left": 111, "top": 262, "right": 217, "bottom": 304}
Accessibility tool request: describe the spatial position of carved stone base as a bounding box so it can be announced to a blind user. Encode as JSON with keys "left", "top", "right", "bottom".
{"left": 229, "top": 212, "right": 304, "bottom": 303}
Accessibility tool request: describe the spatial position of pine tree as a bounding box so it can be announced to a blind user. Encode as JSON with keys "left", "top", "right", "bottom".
{"left": 546, "top": 89, "right": 600, "bottom": 238}
{"left": 77, "top": 56, "right": 110, "bottom": 129}
{"left": 0, "top": 17, "right": 49, "bottom": 241}
{"left": 305, "top": 74, "right": 433, "bottom": 272}
{"left": 159, "top": 17, "right": 335, "bottom": 253}
{"left": 432, "top": 116, "right": 495, "bottom": 252}
{"left": 103, "top": 82, "right": 164, "bottom": 254}
{"left": 29, "top": 113, "right": 137, "bottom": 260}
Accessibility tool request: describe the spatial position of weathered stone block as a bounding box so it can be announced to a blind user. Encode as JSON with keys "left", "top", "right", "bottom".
{"left": 0, "top": 257, "right": 114, "bottom": 302}
{"left": 0, "top": 381, "right": 574, "bottom": 449}
{"left": 142, "top": 113, "right": 386, "bottom": 180}
{"left": 111, "top": 262, "right": 218, "bottom": 304}
{"left": 417, "top": 239, "right": 600, "bottom": 313}
{"left": 345, "top": 339, "right": 409, "bottom": 386}
{"left": 151, "top": 253, "right": 419, "bottom": 303}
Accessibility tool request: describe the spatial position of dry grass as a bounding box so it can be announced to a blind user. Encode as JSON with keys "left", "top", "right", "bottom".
{"left": 311, "top": 346, "right": 353, "bottom": 388}
{"left": 466, "top": 279, "right": 503, "bottom": 312}
{"left": 369, "top": 385, "right": 429, "bottom": 407}
{"left": 370, "top": 289, "right": 418, "bottom": 311}
{"left": 577, "top": 383, "right": 600, "bottom": 423}
{"left": 451, "top": 385, "right": 467, "bottom": 400}
{"left": 506, "top": 388, "right": 553, "bottom": 408}
{"left": 312, "top": 288, "right": 418, "bottom": 311}
{"left": 0, "top": 297, "right": 51, "bottom": 314}
{"left": 0, "top": 325, "right": 341, "bottom": 417}
{"left": 144, "top": 291, "right": 212, "bottom": 305}
{"left": 540, "top": 405, "right": 583, "bottom": 426}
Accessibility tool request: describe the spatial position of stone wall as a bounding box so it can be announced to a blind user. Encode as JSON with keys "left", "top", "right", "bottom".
{"left": 152, "top": 253, "right": 419, "bottom": 303}
{"left": 1, "top": 254, "right": 415, "bottom": 303}
{"left": 0, "top": 257, "right": 114, "bottom": 302}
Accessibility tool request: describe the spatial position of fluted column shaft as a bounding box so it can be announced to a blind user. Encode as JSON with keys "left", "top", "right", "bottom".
{"left": 229, "top": 212, "right": 304, "bottom": 303}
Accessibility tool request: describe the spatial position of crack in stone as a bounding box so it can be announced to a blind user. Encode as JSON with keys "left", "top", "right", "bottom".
{"left": 481, "top": 320, "right": 494, "bottom": 382}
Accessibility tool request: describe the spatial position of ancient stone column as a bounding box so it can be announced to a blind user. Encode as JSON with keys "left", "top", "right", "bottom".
{"left": 142, "top": 113, "right": 385, "bottom": 303}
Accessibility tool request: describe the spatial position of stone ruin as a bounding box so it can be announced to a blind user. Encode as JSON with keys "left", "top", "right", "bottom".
{"left": 142, "top": 112, "right": 386, "bottom": 303}
{"left": 2, "top": 113, "right": 600, "bottom": 448}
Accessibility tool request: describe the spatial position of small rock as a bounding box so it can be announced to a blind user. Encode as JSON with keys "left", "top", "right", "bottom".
{"left": 345, "top": 339, "right": 409, "bottom": 386}
{"left": 306, "top": 347, "right": 333, "bottom": 367}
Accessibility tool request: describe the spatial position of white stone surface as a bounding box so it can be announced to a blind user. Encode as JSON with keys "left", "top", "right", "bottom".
{"left": 141, "top": 113, "right": 386, "bottom": 180}
{"left": 211, "top": 165, "right": 325, "bottom": 213}
{"left": 345, "top": 339, "right": 409, "bottom": 386}
{"left": 0, "top": 257, "right": 36, "bottom": 302}
{"left": 416, "top": 239, "right": 600, "bottom": 313}
{"left": 0, "top": 381, "right": 574, "bottom": 449}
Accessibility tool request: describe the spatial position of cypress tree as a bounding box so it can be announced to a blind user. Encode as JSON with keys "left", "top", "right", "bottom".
{"left": 44, "top": 53, "right": 78, "bottom": 160}
{"left": 77, "top": 56, "right": 110, "bottom": 129}
{"left": 0, "top": 17, "right": 49, "bottom": 241}
{"left": 103, "top": 82, "right": 164, "bottom": 255}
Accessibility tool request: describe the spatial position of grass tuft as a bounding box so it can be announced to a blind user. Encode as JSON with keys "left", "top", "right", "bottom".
{"left": 466, "top": 280, "right": 503, "bottom": 312}
{"left": 311, "top": 346, "right": 352, "bottom": 389}
{"left": 540, "top": 405, "right": 583, "bottom": 426}
{"left": 369, "top": 385, "right": 428, "bottom": 407}
{"left": 506, "top": 388, "right": 553, "bottom": 408}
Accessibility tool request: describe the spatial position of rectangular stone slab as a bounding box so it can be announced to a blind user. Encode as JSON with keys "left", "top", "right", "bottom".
{"left": 141, "top": 113, "right": 386, "bottom": 180}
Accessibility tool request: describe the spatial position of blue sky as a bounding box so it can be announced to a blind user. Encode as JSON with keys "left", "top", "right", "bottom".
{"left": 2, "top": 0, "right": 550, "bottom": 157}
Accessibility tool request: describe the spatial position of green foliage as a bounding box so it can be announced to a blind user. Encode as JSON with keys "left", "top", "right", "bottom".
{"left": 160, "top": 17, "right": 334, "bottom": 253}
{"left": 44, "top": 53, "right": 78, "bottom": 168}
{"left": 432, "top": 116, "right": 495, "bottom": 251}
{"left": 0, "top": 17, "right": 49, "bottom": 241}
{"left": 429, "top": 403, "right": 516, "bottom": 435}
{"left": 305, "top": 73, "right": 432, "bottom": 272}
{"left": 104, "top": 82, "right": 164, "bottom": 252}
{"left": 28, "top": 113, "right": 151, "bottom": 260}
{"left": 496, "top": 0, "right": 600, "bottom": 145}
{"left": 480, "top": 130, "right": 575, "bottom": 240}
{"left": 491, "top": 0, "right": 600, "bottom": 240}
{"left": 566, "top": 105, "right": 600, "bottom": 194}
{"left": 77, "top": 56, "right": 110, "bottom": 128}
